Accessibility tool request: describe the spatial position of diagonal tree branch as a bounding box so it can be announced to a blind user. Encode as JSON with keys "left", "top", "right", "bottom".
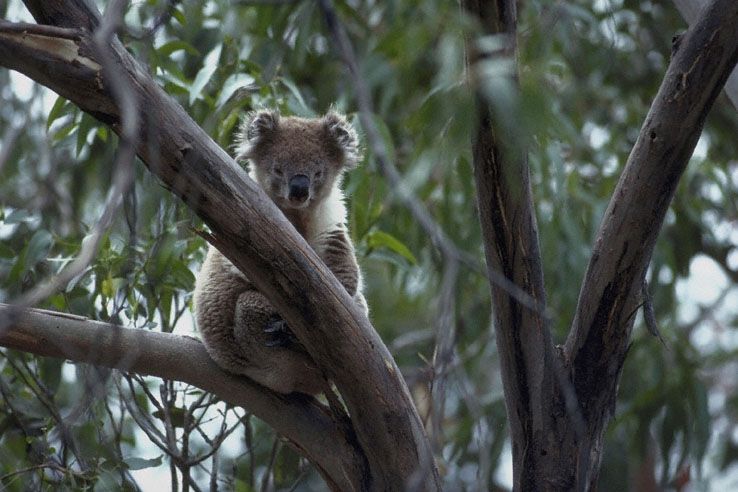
{"left": 0, "top": 0, "right": 439, "bottom": 489}
{"left": 673, "top": 0, "right": 738, "bottom": 110}
{"left": 566, "top": 0, "right": 738, "bottom": 412}
{"left": 560, "top": 0, "right": 738, "bottom": 488}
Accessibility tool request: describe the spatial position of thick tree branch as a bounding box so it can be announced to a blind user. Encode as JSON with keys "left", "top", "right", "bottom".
{"left": 562, "top": 0, "right": 738, "bottom": 487}
{"left": 673, "top": 0, "right": 738, "bottom": 110}
{"left": 0, "top": 1, "right": 437, "bottom": 489}
{"left": 0, "top": 304, "right": 358, "bottom": 491}
{"left": 566, "top": 0, "right": 738, "bottom": 403}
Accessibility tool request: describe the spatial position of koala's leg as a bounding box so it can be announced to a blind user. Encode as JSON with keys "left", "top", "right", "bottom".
{"left": 233, "top": 290, "right": 325, "bottom": 395}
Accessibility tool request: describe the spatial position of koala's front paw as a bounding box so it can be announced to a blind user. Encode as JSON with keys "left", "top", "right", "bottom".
{"left": 264, "top": 317, "right": 297, "bottom": 348}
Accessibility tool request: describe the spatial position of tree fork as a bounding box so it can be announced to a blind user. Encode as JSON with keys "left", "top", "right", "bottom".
{"left": 465, "top": 0, "right": 738, "bottom": 490}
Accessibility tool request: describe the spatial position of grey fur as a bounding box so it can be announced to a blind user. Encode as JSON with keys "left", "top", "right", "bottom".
{"left": 194, "top": 110, "right": 367, "bottom": 394}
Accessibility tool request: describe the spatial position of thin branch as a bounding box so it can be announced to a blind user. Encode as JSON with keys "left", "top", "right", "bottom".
{"left": 1, "top": 5, "right": 138, "bottom": 332}
{"left": 318, "top": 1, "right": 548, "bottom": 323}
{"left": 317, "top": 3, "right": 457, "bottom": 481}
{"left": 4, "top": 355, "right": 90, "bottom": 470}
{"left": 123, "top": 0, "right": 182, "bottom": 40}
{"left": 116, "top": 376, "right": 171, "bottom": 456}
{"left": 0, "top": 21, "right": 81, "bottom": 40}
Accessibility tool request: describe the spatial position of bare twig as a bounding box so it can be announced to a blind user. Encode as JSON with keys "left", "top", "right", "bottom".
{"left": 0, "top": 21, "right": 81, "bottom": 40}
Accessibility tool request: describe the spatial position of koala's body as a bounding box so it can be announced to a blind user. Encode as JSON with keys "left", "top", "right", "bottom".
{"left": 193, "top": 110, "right": 367, "bottom": 395}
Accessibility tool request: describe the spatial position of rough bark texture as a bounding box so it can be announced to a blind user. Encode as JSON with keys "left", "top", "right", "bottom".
{"left": 673, "top": 0, "right": 738, "bottom": 109}
{"left": 465, "top": 0, "right": 738, "bottom": 490}
{"left": 564, "top": 1, "right": 738, "bottom": 487}
{"left": 461, "top": 1, "right": 558, "bottom": 489}
{"left": 0, "top": 1, "right": 440, "bottom": 490}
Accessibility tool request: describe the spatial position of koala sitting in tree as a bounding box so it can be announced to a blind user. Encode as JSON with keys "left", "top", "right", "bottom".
{"left": 193, "top": 109, "right": 367, "bottom": 395}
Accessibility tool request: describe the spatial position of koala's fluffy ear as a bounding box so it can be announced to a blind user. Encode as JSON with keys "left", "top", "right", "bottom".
{"left": 324, "top": 111, "right": 361, "bottom": 168}
{"left": 237, "top": 109, "right": 280, "bottom": 161}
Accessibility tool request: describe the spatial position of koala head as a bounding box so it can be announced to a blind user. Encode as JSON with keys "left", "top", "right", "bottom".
{"left": 237, "top": 109, "right": 360, "bottom": 210}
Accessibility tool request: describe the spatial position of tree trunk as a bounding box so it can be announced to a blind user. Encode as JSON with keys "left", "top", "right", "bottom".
{"left": 464, "top": 0, "right": 738, "bottom": 490}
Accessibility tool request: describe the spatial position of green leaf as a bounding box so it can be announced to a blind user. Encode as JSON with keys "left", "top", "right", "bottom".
{"left": 96, "top": 125, "right": 108, "bottom": 142}
{"left": 156, "top": 40, "right": 199, "bottom": 58}
{"left": 24, "top": 229, "right": 54, "bottom": 267}
{"left": 76, "top": 114, "right": 97, "bottom": 156}
{"left": 367, "top": 229, "right": 418, "bottom": 264}
{"left": 280, "top": 78, "right": 309, "bottom": 114}
{"left": 46, "top": 96, "right": 72, "bottom": 130}
{"left": 691, "top": 379, "right": 710, "bottom": 462}
{"left": 152, "top": 407, "right": 185, "bottom": 427}
{"left": 52, "top": 121, "right": 77, "bottom": 140}
{"left": 101, "top": 276, "right": 115, "bottom": 298}
{"left": 39, "top": 358, "right": 62, "bottom": 393}
{"left": 0, "top": 242, "right": 15, "bottom": 259}
{"left": 171, "top": 7, "right": 186, "bottom": 26}
{"left": 215, "top": 73, "right": 256, "bottom": 109}
{"left": 124, "top": 455, "right": 163, "bottom": 471}
{"left": 189, "top": 43, "right": 223, "bottom": 106}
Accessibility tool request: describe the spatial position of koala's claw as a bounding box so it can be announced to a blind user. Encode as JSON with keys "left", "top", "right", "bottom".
{"left": 264, "top": 318, "right": 297, "bottom": 347}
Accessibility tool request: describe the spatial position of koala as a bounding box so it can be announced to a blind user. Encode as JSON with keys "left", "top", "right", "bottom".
{"left": 193, "top": 109, "right": 367, "bottom": 395}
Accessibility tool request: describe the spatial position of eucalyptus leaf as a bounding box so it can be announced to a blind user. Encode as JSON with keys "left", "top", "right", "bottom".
{"left": 189, "top": 43, "right": 223, "bottom": 106}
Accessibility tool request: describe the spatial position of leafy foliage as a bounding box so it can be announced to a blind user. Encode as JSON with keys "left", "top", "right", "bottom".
{"left": 1, "top": 0, "right": 737, "bottom": 490}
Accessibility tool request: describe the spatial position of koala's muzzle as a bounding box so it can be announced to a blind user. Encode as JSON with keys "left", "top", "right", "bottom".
{"left": 288, "top": 174, "right": 310, "bottom": 203}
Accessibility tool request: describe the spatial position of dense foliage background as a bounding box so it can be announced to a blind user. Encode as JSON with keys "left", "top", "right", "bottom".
{"left": 1, "top": 0, "right": 737, "bottom": 490}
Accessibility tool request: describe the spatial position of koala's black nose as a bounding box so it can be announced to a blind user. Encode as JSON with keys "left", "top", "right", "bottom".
{"left": 288, "top": 174, "right": 310, "bottom": 203}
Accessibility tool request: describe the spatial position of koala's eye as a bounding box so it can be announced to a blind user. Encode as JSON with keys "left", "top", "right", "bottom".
{"left": 273, "top": 167, "right": 284, "bottom": 177}
{"left": 314, "top": 170, "right": 323, "bottom": 180}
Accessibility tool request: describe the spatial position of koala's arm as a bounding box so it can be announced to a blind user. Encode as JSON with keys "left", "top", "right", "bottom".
{"left": 316, "top": 227, "right": 368, "bottom": 315}
{"left": 316, "top": 228, "right": 361, "bottom": 294}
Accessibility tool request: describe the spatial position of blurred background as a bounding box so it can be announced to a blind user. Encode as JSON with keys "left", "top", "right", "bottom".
{"left": 1, "top": 0, "right": 737, "bottom": 490}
